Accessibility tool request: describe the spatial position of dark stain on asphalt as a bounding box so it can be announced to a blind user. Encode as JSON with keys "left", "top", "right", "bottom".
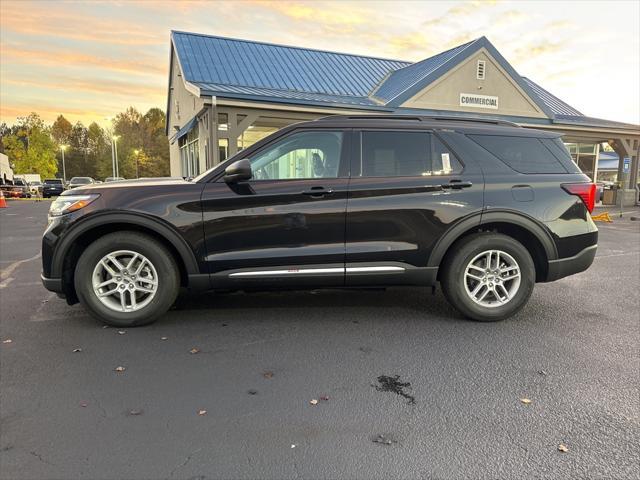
{"left": 374, "top": 375, "right": 415, "bottom": 404}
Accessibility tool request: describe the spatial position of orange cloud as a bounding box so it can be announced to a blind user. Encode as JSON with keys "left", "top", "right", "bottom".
{"left": 0, "top": 1, "right": 164, "bottom": 46}
{"left": 1, "top": 45, "right": 165, "bottom": 77}
{"left": 247, "top": 0, "right": 369, "bottom": 26}
{"left": 3, "top": 77, "right": 165, "bottom": 101}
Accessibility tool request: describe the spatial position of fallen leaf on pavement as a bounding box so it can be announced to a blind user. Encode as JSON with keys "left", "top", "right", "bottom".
{"left": 72, "top": 348, "right": 82, "bottom": 353}
{"left": 198, "top": 410, "right": 207, "bottom": 416}
{"left": 118, "top": 330, "right": 126, "bottom": 335}
{"left": 291, "top": 444, "right": 296, "bottom": 449}
{"left": 161, "top": 337, "right": 168, "bottom": 341}
{"left": 538, "top": 370, "right": 548, "bottom": 376}
{"left": 558, "top": 444, "right": 568, "bottom": 452}
{"left": 190, "top": 348, "right": 200, "bottom": 354}
{"left": 80, "top": 402, "right": 88, "bottom": 407}
{"left": 520, "top": 398, "right": 532, "bottom": 404}
{"left": 102, "top": 326, "right": 109, "bottom": 329}
{"left": 263, "top": 371, "right": 274, "bottom": 379}
{"left": 320, "top": 395, "right": 329, "bottom": 401}
{"left": 128, "top": 409, "right": 143, "bottom": 416}
{"left": 114, "top": 366, "right": 126, "bottom": 372}
{"left": 309, "top": 399, "right": 318, "bottom": 405}
{"left": 372, "top": 434, "right": 395, "bottom": 445}
{"left": 248, "top": 389, "right": 258, "bottom": 395}
{"left": 2, "top": 339, "right": 12, "bottom": 344}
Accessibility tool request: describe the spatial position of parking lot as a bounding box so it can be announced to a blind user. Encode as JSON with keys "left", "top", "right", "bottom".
{"left": 1, "top": 200, "right": 638, "bottom": 479}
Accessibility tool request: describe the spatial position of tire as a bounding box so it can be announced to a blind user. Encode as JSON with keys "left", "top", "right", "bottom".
{"left": 74, "top": 231, "right": 180, "bottom": 327}
{"left": 441, "top": 233, "right": 535, "bottom": 322}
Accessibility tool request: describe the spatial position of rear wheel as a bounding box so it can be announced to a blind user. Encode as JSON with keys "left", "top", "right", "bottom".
{"left": 74, "top": 232, "right": 180, "bottom": 327}
{"left": 441, "top": 233, "right": 535, "bottom": 321}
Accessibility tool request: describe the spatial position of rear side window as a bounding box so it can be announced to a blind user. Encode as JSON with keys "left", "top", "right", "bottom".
{"left": 45, "top": 179, "right": 62, "bottom": 184}
{"left": 360, "top": 131, "right": 462, "bottom": 177}
{"left": 468, "top": 135, "right": 567, "bottom": 174}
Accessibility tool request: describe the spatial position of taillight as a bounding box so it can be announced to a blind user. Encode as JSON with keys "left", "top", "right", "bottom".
{"left": 561, "top": 183, "right": 596, "bottom": 213}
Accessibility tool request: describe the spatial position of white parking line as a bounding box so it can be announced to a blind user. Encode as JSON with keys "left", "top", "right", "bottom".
{"left": 0, "top": 252, "right": 41, "bottom": 282}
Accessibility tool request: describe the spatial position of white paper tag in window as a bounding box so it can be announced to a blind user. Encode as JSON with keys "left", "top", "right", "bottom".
{"left": 441, "top": 153, "right": 451, "bottom": 173}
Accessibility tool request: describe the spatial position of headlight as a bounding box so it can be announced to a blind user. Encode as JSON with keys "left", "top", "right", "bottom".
{"left": 49, "top": 194, "right": 100, "bottom": 216}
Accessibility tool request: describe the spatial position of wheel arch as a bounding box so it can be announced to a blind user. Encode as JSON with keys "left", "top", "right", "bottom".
{"left": 429, "top": 210, "right": 558, "bottom": 282}
{"left": 53, "top": 212, "right": 200, "bottom": 303}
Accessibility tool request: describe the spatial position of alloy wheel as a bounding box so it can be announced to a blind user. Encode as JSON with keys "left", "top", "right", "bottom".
{"left": 91, "top": 250, "right": 159, "bottom": 312}
{"left": 463, "top": 249, "right": 521, "bottom": 308}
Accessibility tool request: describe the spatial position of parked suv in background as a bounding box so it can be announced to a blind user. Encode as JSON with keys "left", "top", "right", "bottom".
{"left": 67, "top": 177, "right": 95, "bottom": 189}
{"left": 42, "top": 179, "right": 65, "bottom": 198}
{"left": 41, "top": 116, "right": 597, "bottom": 327}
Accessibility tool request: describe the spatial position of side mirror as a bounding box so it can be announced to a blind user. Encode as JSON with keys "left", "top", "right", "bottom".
{"left": 223, "top": 159, "right": 252, "bottom": 184}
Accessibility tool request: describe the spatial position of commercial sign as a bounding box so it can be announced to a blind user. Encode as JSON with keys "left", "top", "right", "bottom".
{"left": 460, "top": 93, "right": 499, "bottom": 110}
{"left": 623, "top": 157, "right": 630, "bottom": 174}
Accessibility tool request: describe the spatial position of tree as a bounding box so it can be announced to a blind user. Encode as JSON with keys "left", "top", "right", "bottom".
{"left": 2, "top": 113, "right": 57, "bottom": 178}
{"left": 51, "top": 115, "right": 72, "bottom": 145}
{"left": 87, "top": 122, "right": 112, "bottom": 180}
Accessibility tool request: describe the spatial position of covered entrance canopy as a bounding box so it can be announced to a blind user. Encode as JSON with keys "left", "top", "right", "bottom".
{"left": 166, "top": 31, "right": 639, "bottom": 203}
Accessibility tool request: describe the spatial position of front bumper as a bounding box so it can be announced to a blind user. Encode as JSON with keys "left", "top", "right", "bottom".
{"left": 545, "top": 244, "right": 597, "bottom": 282}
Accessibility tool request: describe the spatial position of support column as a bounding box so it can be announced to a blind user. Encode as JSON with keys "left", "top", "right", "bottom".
{"left": 227, "top": 111, "right": 259, "bottom": 157}
{"left": 209, "top": 101, "right": 219, "bottom": 167}
{"left": 610, "top": 137, "right": 640, "bottom": 206}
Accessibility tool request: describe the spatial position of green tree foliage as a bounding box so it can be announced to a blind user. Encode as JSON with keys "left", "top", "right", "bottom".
{"left": 112, "top": 107, "right": 170, "bottom": 178}
{"left": 1, "top": 113, "right": 58, "bottom": 178}
{"left": 51, "top": 115, "right": 73, "bottom": 145}
{"left": 2, "top": 108, "right": 171, "bottom": 180}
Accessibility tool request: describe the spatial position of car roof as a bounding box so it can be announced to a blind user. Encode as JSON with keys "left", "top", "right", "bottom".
{"left": 303, "top": 115, "right": 559, "bottom": 138}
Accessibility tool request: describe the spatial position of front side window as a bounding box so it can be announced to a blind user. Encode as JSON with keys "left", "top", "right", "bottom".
{"left": 359, "top": 131, "right": 462, "bottom": 177}
{"left": 249, "top": 131, "right": 343, "bottom": 180}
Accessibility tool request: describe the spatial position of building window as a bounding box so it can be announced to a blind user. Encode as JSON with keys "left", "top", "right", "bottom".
{"left": 179, "top": 127, "right": 199, "bottom": 178}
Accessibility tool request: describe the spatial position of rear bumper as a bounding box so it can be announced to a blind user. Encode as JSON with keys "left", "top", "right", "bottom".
{"left": 545, "top": 244, "right": 597, "bottom": 282}
{"left": 41, "top": 274, "right": 63, "bottom": 294}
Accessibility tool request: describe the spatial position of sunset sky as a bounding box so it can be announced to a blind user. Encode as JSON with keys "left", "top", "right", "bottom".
{"left": 1, "top": 0, "right": 639, "bottom": 127}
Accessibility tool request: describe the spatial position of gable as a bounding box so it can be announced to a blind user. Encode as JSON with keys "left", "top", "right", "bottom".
{"left": 401, "top": 49, "right": 549, "bottom": 119}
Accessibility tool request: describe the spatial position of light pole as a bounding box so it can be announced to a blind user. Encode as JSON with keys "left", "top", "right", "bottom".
{"left": 112, "top": 135, "right": 120, "bottom": 178}
{"left": 134, "top": 149, "right": 140, "bottom": 179}
{"left": 60, "top": 145, "right": 68, "bottom": 184}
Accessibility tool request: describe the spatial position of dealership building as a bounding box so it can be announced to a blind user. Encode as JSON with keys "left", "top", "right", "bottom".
{"left": 166, "top": 31, "right": 639, "bottom": 204}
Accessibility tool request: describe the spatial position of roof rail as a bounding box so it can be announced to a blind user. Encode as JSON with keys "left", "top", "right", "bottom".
{"left": 427, "top": 116, "right": 521, "bottom": 127}
{"left": 315, "top": 114, "right": 521, "bottom": 127}
{"left": 315, "top": 114, "right": 424, "bottom": 122}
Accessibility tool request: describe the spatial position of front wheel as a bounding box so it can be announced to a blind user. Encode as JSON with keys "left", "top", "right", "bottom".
{"left": 441, "top": 233, "right": 535, "bottom": 321}
{"left": 74, "top": 232, "right": 180, "bottom": 327}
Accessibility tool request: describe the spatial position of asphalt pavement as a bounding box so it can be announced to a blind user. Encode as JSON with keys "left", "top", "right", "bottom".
{"left": 1, "top": 200, "right": 639, "bottom": 479}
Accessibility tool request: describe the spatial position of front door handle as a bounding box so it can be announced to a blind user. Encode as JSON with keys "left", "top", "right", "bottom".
{"left": 441, "top": 179, "right": 473, "bottom": 190}
{"left": 302, "top": 186, "right": 333, "bottom": 197}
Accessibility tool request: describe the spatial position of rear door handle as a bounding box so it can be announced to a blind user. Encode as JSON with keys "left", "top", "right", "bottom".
{"left": 302, "top": 186, "right": 333, "bottom": 197}
{"left": 441, "top": 179, "right": 473, "bottom": 190}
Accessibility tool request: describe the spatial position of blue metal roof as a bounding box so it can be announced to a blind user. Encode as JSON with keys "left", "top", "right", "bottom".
{"left": 170, "top": 31, "right": 639, "bottom": 132}
{"left": 371, "top": 40, "right": 476, "bottom": 103}
{"left": 169, "top": 116, "right": 196, "bottom": 144}
{"left": 521, "top": 77, "right": 583, "bottom": 116}
{"left": 172, "top": 31, "right": 409, "bottom": 98}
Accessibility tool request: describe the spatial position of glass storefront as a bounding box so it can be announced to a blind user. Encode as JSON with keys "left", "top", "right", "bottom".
{"left": 564, "top": 142, "right": 599, "bottom": 181}
{"left": 179, "top": 127, "right": 199, "bottom": 178}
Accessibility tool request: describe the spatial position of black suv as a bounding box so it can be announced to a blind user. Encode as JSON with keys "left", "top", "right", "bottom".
{"left": 42, "top": 179, "right": 65, "bottom": 198}
{"left": 41, "top": 116, "right": 598, "bottom": 327}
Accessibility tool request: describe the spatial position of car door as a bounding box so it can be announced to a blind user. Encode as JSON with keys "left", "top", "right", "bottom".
{"left": 201, "top": 128, "right": 351, "bottom": 289}
{"left": 345, "top": 128, "right": 484, "bottom": 286}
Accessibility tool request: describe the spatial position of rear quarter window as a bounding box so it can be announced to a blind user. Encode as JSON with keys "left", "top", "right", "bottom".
{"left": 468, "top": 134, "right": 568, "bottom": 174}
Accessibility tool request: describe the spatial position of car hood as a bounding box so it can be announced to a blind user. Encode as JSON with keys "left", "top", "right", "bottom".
{"left": 63, "top": 177, "right": 192, "bottom": 195}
